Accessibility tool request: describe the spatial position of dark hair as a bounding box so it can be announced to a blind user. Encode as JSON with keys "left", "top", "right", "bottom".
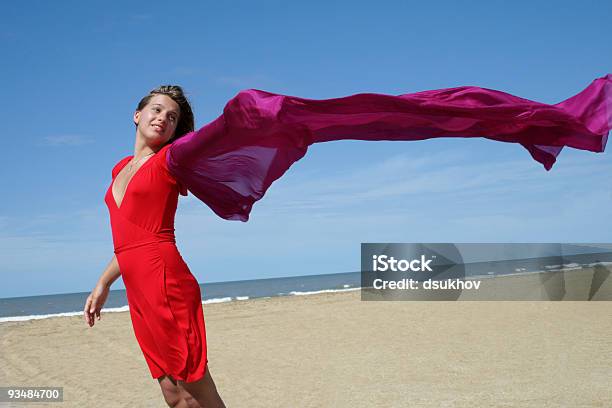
{"left": 135, "top": 85, "right": 195, "bottom": 145}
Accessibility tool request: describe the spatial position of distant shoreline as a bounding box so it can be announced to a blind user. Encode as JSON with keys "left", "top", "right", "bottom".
{"left": 2, "top": 263, "right": 611, "bottom": 323}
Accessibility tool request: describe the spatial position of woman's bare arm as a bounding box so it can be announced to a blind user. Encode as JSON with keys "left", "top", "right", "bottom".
{"left": 84, "top": 254, "right": 121, "bottom": 327}
{"left": 97, "top": 254, "right": 121, "bottom": 287}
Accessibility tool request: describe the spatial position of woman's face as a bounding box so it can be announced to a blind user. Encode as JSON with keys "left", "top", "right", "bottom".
{"left": 134, "top": 94, "right": 180, "bottom": 145}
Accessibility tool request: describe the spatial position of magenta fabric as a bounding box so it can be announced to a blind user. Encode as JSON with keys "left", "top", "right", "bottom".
{"left": 167, "top": 74, "right": 611, "bottom": 222}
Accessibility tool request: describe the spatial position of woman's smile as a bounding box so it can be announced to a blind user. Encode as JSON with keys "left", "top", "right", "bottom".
{"left": 152, "top": 124, "right": 165, "bottom": 132}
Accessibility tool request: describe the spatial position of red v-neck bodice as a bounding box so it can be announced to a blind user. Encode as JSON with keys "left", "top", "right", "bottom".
{"left": 104, "top": 144, "right": 182, "bottom": 254}
{"left": 104, "top": 143, "right": 208, "bottom": 383}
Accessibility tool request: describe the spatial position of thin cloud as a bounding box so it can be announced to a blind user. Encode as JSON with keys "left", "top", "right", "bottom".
{"left": 176, "top": 146, "right": 610, "bottom": 218}
{"left": 37, "top": 135, "right": 95, "bottom": 146}
{"left": 256, "top": 150, "right": 521, "bottom": 212}
{"left": 261, "top": 151, "right": 608, "bottom": 217}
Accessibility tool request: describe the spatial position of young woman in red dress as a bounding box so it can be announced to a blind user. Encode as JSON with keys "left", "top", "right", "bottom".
{"left": 84, "top": 86, "right": 226, "bottom": 408}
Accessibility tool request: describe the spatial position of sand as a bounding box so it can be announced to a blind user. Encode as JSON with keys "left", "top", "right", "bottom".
{"left": 2, "top": 273, "right": 612, "bottom": 407}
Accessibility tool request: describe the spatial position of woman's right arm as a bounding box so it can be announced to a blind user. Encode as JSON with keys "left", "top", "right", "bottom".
{"left": 97, "top": 254, "right": 121, "bottom": 288}
{"left": 83, "top": 254, "right": 121, "bottom": 327}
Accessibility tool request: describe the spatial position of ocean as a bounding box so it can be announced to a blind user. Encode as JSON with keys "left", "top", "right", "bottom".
{"left": 0, "top": 271, "right": 362, "bottom": 322}
{"left": 2, "top": 247, "right": 611, "bottom": 322}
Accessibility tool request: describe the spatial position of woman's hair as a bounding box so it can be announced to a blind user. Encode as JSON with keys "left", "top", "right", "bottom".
{"left": 135, "top": 85, "right": 195, "bottom": 145}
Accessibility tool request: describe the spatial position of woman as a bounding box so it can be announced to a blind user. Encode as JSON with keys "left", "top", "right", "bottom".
{"left": 84, "top": 86, "right": 226, "bottom": 408}
{"left": 84, "top": 75, "right": 610, "bottom": 407}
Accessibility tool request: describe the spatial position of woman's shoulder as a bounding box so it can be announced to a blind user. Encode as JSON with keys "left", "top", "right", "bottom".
{"left": 111, "top": 155, "right": 133, "bottom": 179}
{"left": 157, "top": 143, "right": 188, "bottom": 196}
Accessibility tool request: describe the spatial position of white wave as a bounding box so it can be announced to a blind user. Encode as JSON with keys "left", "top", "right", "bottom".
{"left": 1, "top": 287, "right": 362, "bottom": 323}
{"left": 0, "top": 305, "right": 130, "bottom": 323}
{"left": 201, "top": 297, "right": 233, "bottom": 305}
{"left": 586, "top": 261, "right": 612, "bottom": 267}
{"left": 545, "top": 263, "right": 583, "bottom": 270}
{"left": 288, "top": 287, "right": 361, "bottom": 296}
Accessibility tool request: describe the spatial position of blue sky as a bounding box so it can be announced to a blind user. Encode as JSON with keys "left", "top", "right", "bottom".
{"left": 1, "top": 1, "right": 610, "bottom": 298}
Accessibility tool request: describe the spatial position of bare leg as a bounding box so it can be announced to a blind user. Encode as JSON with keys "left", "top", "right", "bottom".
{"left": 178, "top": 366, "right": 226, "bottom": 408}
{"left": 158, "top": 375, "right": 202, "bottom": 408}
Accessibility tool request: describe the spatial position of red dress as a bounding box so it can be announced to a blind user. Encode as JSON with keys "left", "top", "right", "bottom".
{"left": 104, "top": 143, "right": 207, "bottom": 383}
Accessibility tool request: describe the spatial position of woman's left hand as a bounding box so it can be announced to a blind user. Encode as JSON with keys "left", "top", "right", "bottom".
{"left": 83, "top": 283, "right": 110, "bottom": 327}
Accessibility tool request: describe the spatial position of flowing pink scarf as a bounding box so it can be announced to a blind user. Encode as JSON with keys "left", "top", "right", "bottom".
{"left": 167, "top": 74, "right": 611, "bottom": 221}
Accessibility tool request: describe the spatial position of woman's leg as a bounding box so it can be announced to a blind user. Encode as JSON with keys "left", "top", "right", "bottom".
{"left": 158, "top": 375, "right": 201, "bottom": 408}
{"left": 178, "top": 366, "right": 226, "bottom": 408}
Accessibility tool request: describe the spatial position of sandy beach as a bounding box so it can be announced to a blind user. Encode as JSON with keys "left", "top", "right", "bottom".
{"left": 2, "top": 273, "right": 612, "bottom": 407}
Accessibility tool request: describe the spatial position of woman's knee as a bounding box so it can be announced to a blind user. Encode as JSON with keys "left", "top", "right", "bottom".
{"left": 158, "top": 375, "right": 183, "bottom": 407}
{"left": 178, "top": 389, "right": 202, "bottom": 408}
{"left": 178, "top": 368, "right": 224, "bottom": 407}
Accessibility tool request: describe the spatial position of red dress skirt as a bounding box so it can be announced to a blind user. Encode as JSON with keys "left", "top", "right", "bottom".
{"left": 104, "top": 143, "right": 207, "bottom": 383}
